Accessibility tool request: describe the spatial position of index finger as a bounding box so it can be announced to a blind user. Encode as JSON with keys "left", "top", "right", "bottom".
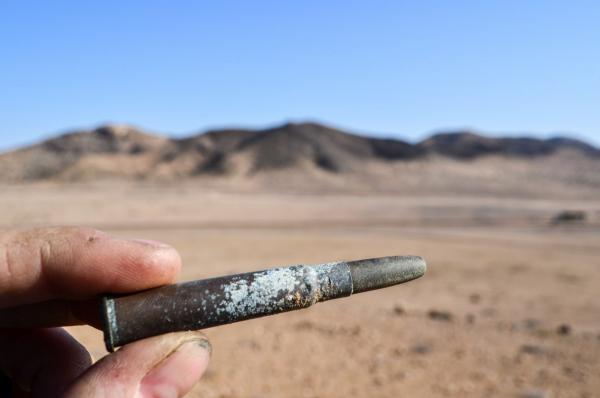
{"left": 0, "top": 226, "right": 181, "bottom": 308}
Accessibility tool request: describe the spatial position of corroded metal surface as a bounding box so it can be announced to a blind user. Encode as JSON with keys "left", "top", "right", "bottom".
{"left": 102, "top": 255, "right": 426, "bottom": 351}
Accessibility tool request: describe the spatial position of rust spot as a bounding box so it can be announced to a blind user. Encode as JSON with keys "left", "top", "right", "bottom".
{"left": 293, "top": 291, "right": 302, "bottom": 305}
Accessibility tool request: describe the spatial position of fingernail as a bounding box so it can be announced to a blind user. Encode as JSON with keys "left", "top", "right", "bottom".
{"left": 139, "top": 339, "right": 211, "bottom": 398}
{"left": 129, "top": 238, "right": 170, "bottom": 248}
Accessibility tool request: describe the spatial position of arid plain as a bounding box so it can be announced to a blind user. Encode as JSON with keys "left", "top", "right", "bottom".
{"left": 1, "top": 182, "right": 598, "bottom": 398}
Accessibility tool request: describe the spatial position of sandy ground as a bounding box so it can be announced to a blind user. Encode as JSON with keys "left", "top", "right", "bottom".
{"left": 1, "top": 183, "right": 599, "bottom": 397}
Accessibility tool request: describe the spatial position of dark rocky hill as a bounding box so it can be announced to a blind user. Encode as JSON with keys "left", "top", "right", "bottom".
{"left": 420, "top": 131, "right": 599, "bottom": 159}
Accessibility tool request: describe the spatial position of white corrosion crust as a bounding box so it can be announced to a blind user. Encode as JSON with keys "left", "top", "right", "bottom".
{"left": 215, "top": 262, "right": 344, "bottom": 319}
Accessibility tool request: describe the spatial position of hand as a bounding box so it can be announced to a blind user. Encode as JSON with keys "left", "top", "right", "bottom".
{"left": 0, "top": 227, "right": 211, "bottom": 397}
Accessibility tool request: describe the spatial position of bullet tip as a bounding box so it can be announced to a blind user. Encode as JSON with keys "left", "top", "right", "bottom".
{"left": 348, "top": 255, "right": 426, "bottom": 294}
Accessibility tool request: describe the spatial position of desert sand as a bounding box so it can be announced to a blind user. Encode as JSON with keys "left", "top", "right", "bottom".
{"left": 1, "top": 183, "right": 599, "bottom": 397}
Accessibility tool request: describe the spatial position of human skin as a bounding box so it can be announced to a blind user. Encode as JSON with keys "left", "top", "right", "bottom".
{"left": 0, "top": 227, "right": 211, "bottom": 397}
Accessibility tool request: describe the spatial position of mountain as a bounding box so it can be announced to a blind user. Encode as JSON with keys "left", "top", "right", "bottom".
{"left": 205, "top": 123, "right": 426, "bottom": 173}
{"left": 0, "top": 122, "right": 598, "bottom": 196}
{"left": 420, "top": 131, "right": 599, "bottom": 159}
{"left": 0, "top": 125, "right": 169, "bottom": 181}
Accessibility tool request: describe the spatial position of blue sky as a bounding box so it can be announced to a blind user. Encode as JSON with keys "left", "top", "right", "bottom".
{"left": 1, "top": 1, "right": 599, "bottom": 150}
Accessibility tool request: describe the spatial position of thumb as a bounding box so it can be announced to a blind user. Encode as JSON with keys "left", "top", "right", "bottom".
{"left": 64, "top": 331, "right": 211, "bottom": 398}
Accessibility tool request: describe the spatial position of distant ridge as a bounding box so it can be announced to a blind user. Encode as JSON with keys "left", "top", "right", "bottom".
{"left": 0, "top": 122, "right": 598, "bottom": 191}
{"left": 420, "top": 131, "right": 598, "bottom": 159}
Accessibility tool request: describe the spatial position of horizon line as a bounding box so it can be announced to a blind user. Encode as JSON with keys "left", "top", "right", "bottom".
{"left": 0, "top": 119, "right": 597, "bottom": 152}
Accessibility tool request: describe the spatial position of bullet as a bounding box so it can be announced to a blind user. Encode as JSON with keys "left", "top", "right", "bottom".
{"left": 101, "top": 255, "right": 426, "bottom": 351}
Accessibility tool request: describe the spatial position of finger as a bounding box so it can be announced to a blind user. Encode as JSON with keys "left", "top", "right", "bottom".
{"left": 0, "top": 328, "right": 92, "bottom": 398}
{"left": 64, "top": 331, "right": 211, "bottom": 398}
{"left": 0, "top": 227, "right": 181, "bottom": 307}
{"left": 0, "top": 297, "right": 102, "bottom": 329}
